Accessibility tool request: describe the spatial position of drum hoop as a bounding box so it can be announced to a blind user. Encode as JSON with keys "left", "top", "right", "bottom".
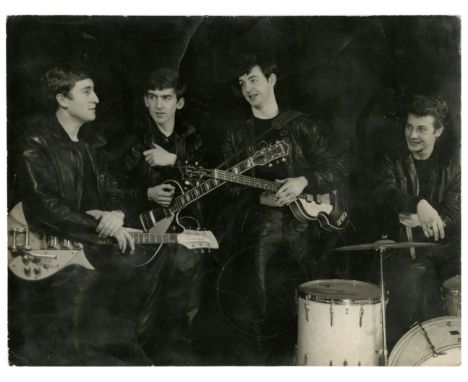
{"left": 415, "top": 344, "right": 461, "bottom": 366}
{"left": 298, "top": 292, "right": 380, "bottom": 305}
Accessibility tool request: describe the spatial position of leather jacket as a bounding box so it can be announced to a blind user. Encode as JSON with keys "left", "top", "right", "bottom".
{"left": 118, "top": 115, "right": 205, "bottom": 225}
{"left": 223, "top": 110, "right": 345, "bottom": 196}
{"left": 19, "top": 113, "right": 125, "bottom": 245}
{"left": 374, "top": 147, "right": 460, "bottom": 242}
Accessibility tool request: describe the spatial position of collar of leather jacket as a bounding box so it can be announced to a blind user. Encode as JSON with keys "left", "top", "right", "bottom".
{"left": 246, "top": 109, "right": 304, "bottom": 131}
{"left": 143, "top": 113, "right": 196, "bottom": 141}
{"left": 46, "top": 113, "right": 107, "bottom": 148}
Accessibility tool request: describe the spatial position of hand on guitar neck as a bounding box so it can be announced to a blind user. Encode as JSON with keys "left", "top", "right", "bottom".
{"left": 86, "top": 210, "right": 135, "bottom": 254}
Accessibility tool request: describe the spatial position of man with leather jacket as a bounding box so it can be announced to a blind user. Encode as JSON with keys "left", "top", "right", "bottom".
{"left": 373, "top": 95, "right": 460, "bottom": 350}
{"left": 116, "top": 69, "right": 206, "bottom": 364}
{"left": 13, "top": 64, "right": 149, "bottom": 365}
{"left": 221, "top": 53, "right": 345, "bottom": 363}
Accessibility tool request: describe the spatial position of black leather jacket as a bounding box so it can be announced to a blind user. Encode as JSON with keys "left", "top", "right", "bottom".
{"left": 374, "top": 147, "right": 461, "bottom": 242}
{"left": 118, "top": 115, "right": 205, "bottom": 225}
{"left": 223, "top": 110, "right": 345, "bottom": 195}
{"left": 18, "top": 114, "right": 125, "bottom": 245}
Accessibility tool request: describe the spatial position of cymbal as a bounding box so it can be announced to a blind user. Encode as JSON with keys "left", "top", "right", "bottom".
{"left": 334, "top": 239, "right": 439, "bottom": 252}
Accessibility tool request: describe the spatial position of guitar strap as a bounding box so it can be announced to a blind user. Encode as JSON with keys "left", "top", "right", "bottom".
{"left": 218, "top": 110, "right": 303, "bottom": 169}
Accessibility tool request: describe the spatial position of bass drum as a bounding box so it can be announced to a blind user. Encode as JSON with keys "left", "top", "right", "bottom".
{"left": 389, "top": 316, "right": 461, "bottom": 366}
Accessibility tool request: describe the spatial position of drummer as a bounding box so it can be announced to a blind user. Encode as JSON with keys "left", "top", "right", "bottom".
{"left": 372, "top": 95, "right": 460, "bottom": 349}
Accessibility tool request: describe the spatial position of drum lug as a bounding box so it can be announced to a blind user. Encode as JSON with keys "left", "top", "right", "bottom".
{"left": 303, "top": 353, "right": 308, "bottom": 365}
{"left": 343, "top": 359, "right": 348, "bottom": 366}
{"left": 330, "top": 301, "right": 334, "bottom": 327}
{"left": 305, "top": 302, "right": 310, "bottom": 322}
{"left": 359, "top": 304, "right": 364, "bottom": 327}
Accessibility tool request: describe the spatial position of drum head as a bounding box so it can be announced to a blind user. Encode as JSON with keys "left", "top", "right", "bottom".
{"left": 442, "top": 275, "right": 461, "bottom": 295}
{"left": 389, "top": 316, "right": 461, "bottom": 366}
{"left": 297, "top": 279, "right": 381, "bottom": 304}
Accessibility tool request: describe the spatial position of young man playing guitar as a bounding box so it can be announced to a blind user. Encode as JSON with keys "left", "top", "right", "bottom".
{"left": 13, "top": 63, "right": 150, "bottom": 365}
{"left": 221, "top": 53, "right": 345, "bottom": 363}
{"left": 117, "top": 69, "right": 206, "bottom": 364}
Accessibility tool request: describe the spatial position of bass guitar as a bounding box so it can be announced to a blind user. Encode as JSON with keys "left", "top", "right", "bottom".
{"left": 184, "top": 167, "right": 349, "bottom": 231}
{"left": 8, "top": 203, "right": 219, "bottom": 281}
{"left": 138, "top": 141, "right": 289, "bottom": 233}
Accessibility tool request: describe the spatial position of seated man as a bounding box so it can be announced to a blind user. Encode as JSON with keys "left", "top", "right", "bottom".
{"left": 373, "top": 95, "right": 460, "bottom": 350}
{"left": 12, "top": 63, "right": 150, "bottom": 365}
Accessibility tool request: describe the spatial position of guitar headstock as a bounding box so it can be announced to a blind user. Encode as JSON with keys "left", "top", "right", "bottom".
{"left": 176, "top": 230, "right": 219, "bottom": 250}
{"left": 250, "top": 141, "right": 289, "bottom": 166}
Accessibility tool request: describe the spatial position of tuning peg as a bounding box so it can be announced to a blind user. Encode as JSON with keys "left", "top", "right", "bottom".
{"left": 195, "top": 161, "right": 199, "bottom": 166}
{"left": 268, "top": 163, "right": 273, "bottom": 167}
{"left": 282, "top": 157, "right": 286, "bottom": 162}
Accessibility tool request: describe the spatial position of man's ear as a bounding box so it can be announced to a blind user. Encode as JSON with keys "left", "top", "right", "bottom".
{"left": 435, "top": 125, "right": 444, "bottom": 138}
{"left": 268, "top": 73, "right": 277, "bottom": 87}
{"left": 176, "top": 97, "right": 185, "bottom": 110}
{"left": 56, "top": 93, "right": 68, "bottom": 108}
{"left": 143, "top": 95, "right": 149, "bottom": 108}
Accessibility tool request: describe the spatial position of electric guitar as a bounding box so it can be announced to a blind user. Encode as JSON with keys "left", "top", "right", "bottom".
{"left": 138, "top": 141, "right": 290, "bottom": 233}
{"left": 184, "top": 167, "right": 349, "bottom": 231}
{"left": 8, "top": 203, "right": 219, "bottom": 281}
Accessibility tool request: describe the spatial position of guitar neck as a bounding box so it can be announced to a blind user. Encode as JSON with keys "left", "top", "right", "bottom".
{"left": 130, "top": 232, "right": 178, "bottom": 244}
{"left": 211, "top": 169, "right": 330, "bottom": 203}
{"left": 99, "top": 232, "right": 179, "bottom": 245}
{"left": 167, "top": 157, "right": 258, "bottom": 214}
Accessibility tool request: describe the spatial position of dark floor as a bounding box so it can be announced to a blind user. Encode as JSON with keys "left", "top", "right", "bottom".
{"left": 8, "top": 238, "right": 373, "bottom": 366}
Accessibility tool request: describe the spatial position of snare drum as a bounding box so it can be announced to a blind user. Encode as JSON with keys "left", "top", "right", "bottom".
{"left": 441, "top": 275, "right": 461, "bottom": 317}
{"left": 296, "top": 279, "right": 382, "bottom": 366}
{"left": 389, "top": 316, "right": 461, "bottom": 366}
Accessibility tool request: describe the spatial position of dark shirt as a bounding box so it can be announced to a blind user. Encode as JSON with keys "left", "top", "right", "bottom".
{"left": 253, "top": 116, "right": 288, "bottom": 181}
{"left": 71, "top": 141, "right": 101, "bottom": 211}
{"left": 413, "top": 155, "right": 436, "bottom": 200}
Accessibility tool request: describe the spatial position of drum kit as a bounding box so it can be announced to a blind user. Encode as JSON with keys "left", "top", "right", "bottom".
{"left": 296, "top": 239, "right": 461, "bottom": 366}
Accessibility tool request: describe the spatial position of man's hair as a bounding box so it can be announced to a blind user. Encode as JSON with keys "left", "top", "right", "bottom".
{"left": 408, "top": 95, "right": 448, "bottom": 129}
{"left": 41, "top": 63, "right": 92, "bottom": 111}
{"left": 236, "top": 53, "right": 278, "bottom": 79}
{"left": 144, "top": 68, "right": 186, "bottom": 99}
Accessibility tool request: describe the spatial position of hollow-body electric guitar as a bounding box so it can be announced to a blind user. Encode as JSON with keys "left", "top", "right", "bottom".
{"left": 138, "top": 141, "right": 290, "bottom": 233}
{"left": 8, "top": 203, "right": 218, "bottom": 281}
{"left": 184, "top": 167, "right": 349, "bottom": 231}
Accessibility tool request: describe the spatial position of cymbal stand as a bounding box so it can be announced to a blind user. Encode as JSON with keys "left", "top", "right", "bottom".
{"left": 377, "top": 244, "right": 388, "bottom": 366}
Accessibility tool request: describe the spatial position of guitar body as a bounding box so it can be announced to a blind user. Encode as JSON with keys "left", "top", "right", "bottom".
{"left": 289, "top": 195, "right": 349, "bottom": 231}
{"left": 8, "top": 203, "right": 95, "bottom": 281}
{"left": 140, "top": 180, "right": 201, "bottom": 233}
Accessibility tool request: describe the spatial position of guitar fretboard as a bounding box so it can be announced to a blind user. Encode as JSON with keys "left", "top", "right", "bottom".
{"left": 130, "top": 232, "right": 178, "bottom": 244}
{"left": 170, "top": 158, "right": 257, "bottom": 214}
{"left": 212, "top": 169, "right": 331, "bottom": 204}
